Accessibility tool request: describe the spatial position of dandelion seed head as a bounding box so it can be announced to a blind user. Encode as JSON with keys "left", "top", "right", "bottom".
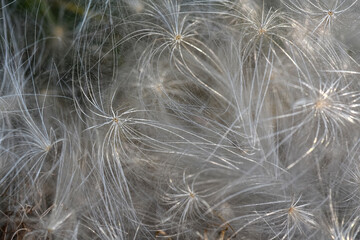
{"left": 258, "top": 27, "right": 266, "bottom": 35}
{"left": 45, "top": 145, "right": 52, "bottom": 152}
{"left": 288, "top": 206, "right": 295, "bottom": 214}
{"left": 174, "top": 34, "right": 183, "bottom": 43}
{"left": 314, "top": 98, "right": 330, "bottom": 112}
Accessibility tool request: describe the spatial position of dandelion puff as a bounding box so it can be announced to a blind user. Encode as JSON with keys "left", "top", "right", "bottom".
{"left": 223, "top": 195, "right": 318, "bottom": 239}
{"left": 0, "top": 105, "right": 64, "bottom": 198}
{"left": 158, "top": 169, "right": 230, "bottom": 239}
{"left": 270, "top": 71, "right": 360, "bottom": 170}
{"left": 127, "top": 0, "right": 206, "bottom": 64}
{"left": 75, "top": 83, "right": 182, "bottom": 228}
{"left": 222, "top": 2, "right": 293, "bottom": 59}
{"left": 282, "top": 0, "right": 359, "bottom": 34}
{"left": 1, "top": 128, "right": 83, "bottom": 240}
{"left": 122, "top": 0, "right": 229, "bottom": 104}
{"left": 162, "top": 171, "right": 210, "bottom": 222}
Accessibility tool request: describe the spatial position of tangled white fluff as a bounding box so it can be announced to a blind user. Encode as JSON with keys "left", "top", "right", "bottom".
{"left": 1, "top": 0, "right": 360, "bottom": 239}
